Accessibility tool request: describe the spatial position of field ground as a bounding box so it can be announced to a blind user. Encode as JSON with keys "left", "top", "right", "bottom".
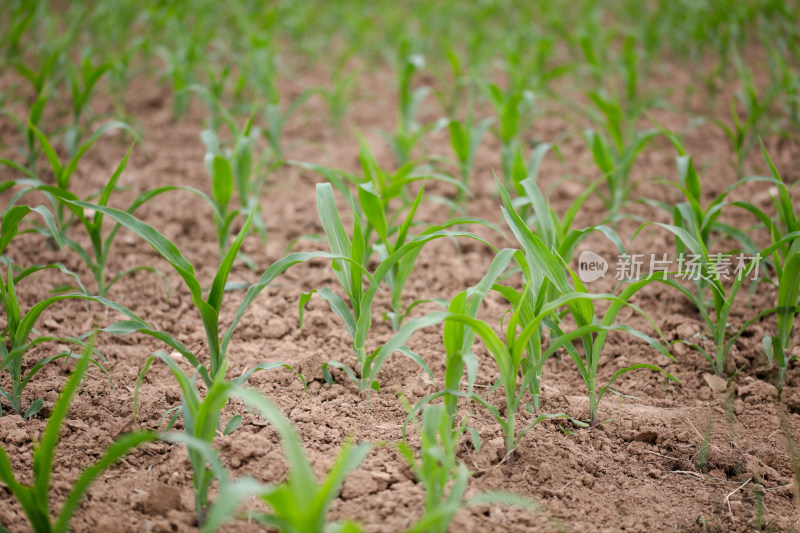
{"left": 2, "top": 56, "right": 800, "bottom": 532}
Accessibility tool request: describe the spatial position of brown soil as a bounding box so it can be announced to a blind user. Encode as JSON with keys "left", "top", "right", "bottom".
{"left": 1, "top": 59, "right": 800, "bottom": 533}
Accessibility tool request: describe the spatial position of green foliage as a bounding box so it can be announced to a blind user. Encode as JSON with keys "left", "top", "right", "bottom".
{"left": 70, "top": 201, "right": 323, "bottom": 386}
{"left": 64, "top": 55, "right": 111, "bottom": 155}
{"left": 499, "top": 181, "right": 676, "bottom": 427}
{"left": 642, "top": 137, "right": 799, "bottom": 377}
{"left": 0, "top": 262, "right": 99, "bottom": 418}
{"left": 153, "top": 379, "right": 369, "bottom": 533}
{"left": 447, "top": 114, "right": 493, "bottom": 210}
{"left": 484, "top": 81, "right": 535, "bottom": 189}
{"left": 583, "top": 127, "right": 655, "bottom": 221}
{"left": 734, "top": 145, "right": 800, "bottom": 391}
{"left": 142, "top": 353, "right": 236, "bottom": 526}
{"left": 714, "top": 56, "right": 778, "bottom": 177}
{"left": 0, "top": 336, "right": 157, "bottom": 533}
{"left": 400, "top": 404, "right": 536, "bottom": 533}
{"left": 238, "top": 387, "right": 370, "bottom": 533}
{"left": 384, "top": 41, "right": 431, "bottom": 165}
{"left": 304, "top": 182, "right": 491, "bottom": 396}
{"left": 440, "top": 248, "right": 516, "bottom": 425}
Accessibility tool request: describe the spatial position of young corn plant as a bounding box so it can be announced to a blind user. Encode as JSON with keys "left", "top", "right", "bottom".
{"left": 714, "top": 56, "right": 777, "bottom": 177}
{"left": 357, "top": 177, "right": 496, "bottom": 330}
{"left": 0, "top": 260, "right": 106, "bottom": 418}
{"left": 430, "top": 42, "right": 467, "bottom": 118}
{"left": 235, "top": 388, "right": 371, "bottom": 533}
{"left": 642, "top": 218, "right": 793, "bottom": 378}
{"left": 583, "top": 126, "right": 656, "bottom": 221}
{"left": 447, "top": 112, "right": 493, "bottom": 210}
{"left": 179, "top": 387, "right": 369, "bottom": 533}
{"left": 2, "top": 0, "right": 36, "bottom": 60}
{"left": 302, "top": 182, "right": 490, "bottom": 396}
{"left": 143, "top": 360, "right": 370, "bottom": 533}
{"left": 763, "top": 249, "right": 800, "bottom": 395}
{"left": 484, "top": 81, "right": 535, "bottom": 189}
{"left": 64, "top": 55, "right": 111, "bottom": 156}
{"left": 399, "top": 404, "right": 534, "bottom": 532}
{"left": 642, "top": 139, "right": 797, "bottom": 376}
{"left": 492, "top": 176, "right": 625, "bottom": 413}
{"left": 140, "top": 353, "right": 242, "bottom": 526}
{"left": 7, "top": 44, "right": 61, "bottom": 167}
{"left": 41, "top": 145, "right": 171, "bottom": 297}
{"left": 383, "top": 43, "right": 430, "bottom": 166}
{"left": 0, "top": 90, "right": 49, "bottom": 171}
{"left": 439, "top": 248, "right": 516, "bottom": 427}
{"left": 0, "top": 336, "right": 157, "bottom": 533}
{"left": 319, "top": 61, "right": 359, "bottom": 131}
{"left": 156, "top": 36, "right": 201, "bottom": 119}
{"left": 498, "top": 181, "right": 676, "bottom": 427}
{"left": 258, "top": 54, "right": 313, "bottom": 161}
{"left": 730, "top": 145, "right": 800, "bottom": 391}
{"left": 513, "top": 176, "right": 623, "bottom": 264}
{"left": 766, "top": 39, "right": 800, "bottom": 130}
{"left": 199, "top": 110, "right": 277, "bottom": 247}
{"left": 0, "top": 203, "right": 110, "bottom": 418}
{"left": 295, "top": 141, "right": 478, "bottom": 330}
{"left": 24, "top": 121, "right": 137, "bottom": 233}
{"left": 69, "top": 200, "right": 330, "bottom": 387}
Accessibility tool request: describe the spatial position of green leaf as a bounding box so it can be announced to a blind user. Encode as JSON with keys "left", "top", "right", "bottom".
{"left": 23, "top": 398, "right": 44, "bottom": 420}
{"left": 357, "top": 182, "right": 388, "bottom": 246}
{"left": 223, "top": 415, "right": 242, "bottom": 436}
{"left": 212, "top": 155, "right": 234, "bottom": 209}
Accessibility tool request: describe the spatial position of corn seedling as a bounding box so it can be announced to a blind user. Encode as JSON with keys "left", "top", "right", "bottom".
{"left": 714, "top": 56, "right": 777, "bottom": 177}
{"left": 145, "top": 363, "right": 370, "bottom": 533}
{"left": 431, "top": 41, "right": 467, "bottom": 118}
{"left": 766, "top": 39, "right": 800, "bottom": 131}
{"left": 303, "top": 182, "right": 491, "bottom": 396}
{"left": 199, "top": 108, "right": 277, "bottom": 247}
{"left": 583, "top": 126, "right": 656, "bottom": 221}
{"left": 0, "top": 259, "right": 105, "bottom": 418}
{"left": 514, "top": 176, "right": 622, "bottom": 264}
{"left": 484, "top": 81, "right": 535, "bottom": 189}
{"left": 156, "top": 33, "right": 203, "bottom": 119}
{"left": 2, "top": 1, "right": 37, "bottom": 60}
{"left": 23, "top": 121, "right": 137, "bottom": 233}
{"left": 399, "top": 404, "right": 534, "bottom": 532}
{"left": 162, "top": 432, "right": 258, "bottom": 533}
{"left": 499, "top": 181, "right": 676, "bottom": 427}
{"left": 0, "top": 205, "right": 102, "bottom": 418}
{"left": 140, "top": 353, "right": 240, "bottom": 526}
{"left": 642, "top": 138, "right": 799, "bottom": 377}
{"left": 0, "top": 88, "right": 49, "bottom": 170}
{"left": 319, "top": 57, "right": 359, "bottom": 130}
{"left": 50, "top": 146, "right": 173, "bottom": 297}
{"left": 0, "top": 336, "right": 157, "bottom": 533}
{"left": 496, "top": 176, "right": 624, "bottom": 412}
{"left": 236, "top": 388, "right": 371, "bottom": 533}
{"left": 69, "top": 200, "right": 330, "bottom": 387}
{"left": 447, "top": 112, "right": 493, "bottom": 209}
{"left": 356, "top": 171, "right": 495, "bottom": 329}
{"left": 295, "top": 141, "right": 479, "bottom": 329}
{"left": 64, "top": 55, "right": 111, "bottom": 156}
{"left": 440, "top": 248, "right": 516, "bottom": 426}
{"left": 384, "top": 42, "right": 430, "bottom": 166}
{"left": 9, "top": 45, "right": 63, "bottom": 165}
{"left": 732, "top": 145, "right": 800, "bottom": 392}
{"left": 256, "top": 52, "right": 313, "bottom": 161}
